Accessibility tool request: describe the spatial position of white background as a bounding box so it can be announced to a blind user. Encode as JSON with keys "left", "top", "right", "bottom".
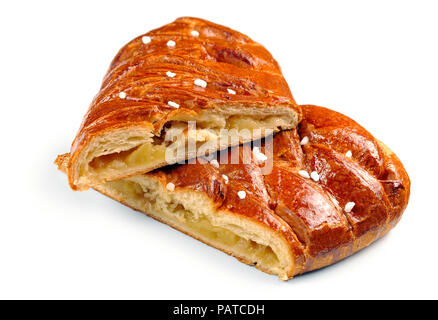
{"left": 0, "top": 0, "right": 437, "bottom": 299}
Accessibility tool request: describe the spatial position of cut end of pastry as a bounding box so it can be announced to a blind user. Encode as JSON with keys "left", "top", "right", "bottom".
{"left": 65, "top": 17, "right": 301, "bottom": 191}
{"left": 102, "top": 175, "right": 297, "bottom": 280}
{"left": 57, "top": 153, "right": 297, "bottom": 280}
{"left": 69, "top": 106, "right": 299, "bottom": 190}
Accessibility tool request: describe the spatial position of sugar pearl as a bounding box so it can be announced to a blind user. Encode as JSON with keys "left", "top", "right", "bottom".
{"left": 237, "top": 191, "right": 246, "bottom": 199}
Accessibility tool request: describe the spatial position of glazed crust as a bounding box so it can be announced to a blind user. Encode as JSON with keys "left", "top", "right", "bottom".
{"left": 67, "top": 17, "right": 300, "bottom": 190}
{"left": 56, "top": 105, "right": 410, "bottom": 279}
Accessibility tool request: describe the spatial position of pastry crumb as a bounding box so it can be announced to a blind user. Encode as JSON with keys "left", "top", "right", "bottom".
{"left": 166, "top": 182, "right": 175, "bottom": 191}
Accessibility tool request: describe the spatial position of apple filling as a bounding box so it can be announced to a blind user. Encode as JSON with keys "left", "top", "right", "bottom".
{"left": 86, "top": 114, "right": 288, "bottom": 180}
{"left": 106, "top": 178, "right": 281, "bottom": 269}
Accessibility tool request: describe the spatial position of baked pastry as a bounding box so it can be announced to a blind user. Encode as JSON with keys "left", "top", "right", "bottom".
{"left": 56, "top": 105, "right": 410, "bottom": 280}
{"left": 66, "top": 17, "right": 300, "bottom": 190}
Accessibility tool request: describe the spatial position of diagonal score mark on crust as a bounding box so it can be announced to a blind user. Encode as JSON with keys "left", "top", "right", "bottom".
{"left": 296, "top": 105, "right": 409, "bottom": 252}
{"left": 259, "top": 131, "right": 354, "bottom": 273}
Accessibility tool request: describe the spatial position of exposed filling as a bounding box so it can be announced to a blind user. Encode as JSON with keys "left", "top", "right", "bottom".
{"left": 106, "top": 178, "right": 281, "bottom": 269}
{"left": 87, "top": 115, "right": 288, "bottom": 177}
{"left": 90, "top": 143, "right": 167, "bottom": 173}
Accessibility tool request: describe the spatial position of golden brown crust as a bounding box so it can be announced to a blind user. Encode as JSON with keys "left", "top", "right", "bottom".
{"left": 67, "top": 17, "right": 300, "bottom": 190}
{"left": 148, "top": 105, "right": 409, "bottom": 276}
{"left": 56, "top": 105, "right": 410, "bottom": 279}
